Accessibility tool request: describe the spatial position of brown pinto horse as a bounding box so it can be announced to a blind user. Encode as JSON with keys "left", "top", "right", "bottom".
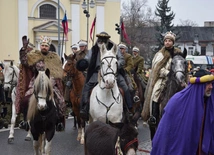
{"left": 63, "top": 53, "right": 86, "bottom": 144}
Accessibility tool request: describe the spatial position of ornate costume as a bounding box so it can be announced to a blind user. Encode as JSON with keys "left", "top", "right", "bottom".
{"left": 16, "top": 36, "right": 65, "bottom": 126}
{"left": 142, "top": 46, "right": 181, "bottom": 121}
{"left": 142, "top": 31, "right": 182, "bottom": 125}
{"left": 151, "top": 70, "right": 214, "bottom": 155}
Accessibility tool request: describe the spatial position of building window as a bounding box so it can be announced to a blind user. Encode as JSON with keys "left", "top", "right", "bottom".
{"left": 40, "top": 4, "right": 56, "bottom": 19}
{"left": 188, "top": 47, "right": 193, "bottom": 55}
{"left": 201, "top": 47, "right": 206, "bottom": 55}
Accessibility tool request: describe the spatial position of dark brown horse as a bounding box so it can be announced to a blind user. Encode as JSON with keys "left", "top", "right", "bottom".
{"left": 63, "top": 53, "right": 86, "bottom": 144}
{"left": 132, "top": 72, "right": 147, "bottom": 114}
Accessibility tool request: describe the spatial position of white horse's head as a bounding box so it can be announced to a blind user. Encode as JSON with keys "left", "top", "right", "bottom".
{"left": 3, "top": 62, "right": 19, "bottom": 91}
{"left": 33, "top": 69, "right": 53, "bottom": 111}
{"left": 99, "top": 43, "right": 118, "bottom": 89}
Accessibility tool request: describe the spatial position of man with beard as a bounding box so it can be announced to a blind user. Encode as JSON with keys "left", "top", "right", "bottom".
{"left": 79, "top": 32, "right": 133, "bottom": 121}
{"left": 17, "top": 36, "right": 65, "bottom": 131}
{"left": 151, "top": 69, "right": 214, "bottom": 155}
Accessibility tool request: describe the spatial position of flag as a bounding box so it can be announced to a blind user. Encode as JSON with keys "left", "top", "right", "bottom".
{"left": 62, "top": 13, "right": 68, "bottom": 40}
{"left": 90, "top": 17, "right": 96, "bottom": 41}
{"left": 121, "top": 21, "right": 131, "bottom": 44}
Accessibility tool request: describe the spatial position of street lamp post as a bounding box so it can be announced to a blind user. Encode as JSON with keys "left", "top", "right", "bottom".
{"left": 81, "top": 0, "right": 95, "bottom": 44}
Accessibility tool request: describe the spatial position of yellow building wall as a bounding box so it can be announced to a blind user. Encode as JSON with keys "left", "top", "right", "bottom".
{"left": 0, "top": 0, "right": 19, "bottom": 64}
{"left": 105, "top": 1, "right": 121, "bottom": 44}
{"left": 0, "top": 0, "right": 121, "bottom": 65}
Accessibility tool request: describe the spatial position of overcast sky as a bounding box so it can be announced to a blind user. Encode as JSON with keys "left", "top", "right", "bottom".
{"left": 121, "top": 0, "right": 214, "bottom": 26}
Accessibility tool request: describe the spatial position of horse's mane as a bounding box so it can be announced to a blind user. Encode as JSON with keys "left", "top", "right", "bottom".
{"left": 27, "top": 71, "right": 53, "bottom": 120}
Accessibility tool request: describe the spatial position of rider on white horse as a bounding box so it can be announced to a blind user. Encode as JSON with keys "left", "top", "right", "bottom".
{"left": 79, "top": 32, "right": 134, "bottom": 121}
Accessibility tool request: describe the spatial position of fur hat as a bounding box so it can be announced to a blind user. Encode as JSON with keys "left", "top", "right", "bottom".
{"left": 76, "top": 59, "right": 89, "bottom": 71}
{"left": 118, "top": 42, "right": 127, "bottom": 49}
{"left": 39, "top": 36, "right": 52, "bottom": 46}
{"left": 163, "top": 31, "right": 176, "bottom": 43}
{"left": 96, "top": 32, "right": 111, "bottom": 38}
{"left": 78, "top": 40, "right": 87, "bottom": 46}
{"left": 71, "top": 44, "right": 78, "bottom": 49}
{"left": 132, "top": 46, "right": 139, "bottom": 52}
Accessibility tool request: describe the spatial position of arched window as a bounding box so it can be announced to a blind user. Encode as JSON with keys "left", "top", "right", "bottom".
{"left": 40, "top": 4, "right": 56, "bottom": 19}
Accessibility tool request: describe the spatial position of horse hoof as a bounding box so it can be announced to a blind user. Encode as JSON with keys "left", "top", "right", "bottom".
{"left": 25, "top": 137, "right": 31, "bottom": 141}
{"left": 8, "top": 138, "right": 14, "bottom": 144}
{"left": 80, "top": 139, "right": 84, "bottom": 145}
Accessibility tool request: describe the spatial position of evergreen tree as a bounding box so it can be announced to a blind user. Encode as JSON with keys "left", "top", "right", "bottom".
{"left": 155, "top": 0, "right": 176, "bottom": 51}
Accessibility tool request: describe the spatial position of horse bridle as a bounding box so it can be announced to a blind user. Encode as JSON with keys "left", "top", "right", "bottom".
{"left": 3, "top": 66, "right": 18, "bottom": 90}
{"left": 63, "top": 60, "right": 76, "bottom": 78}
{"left": 100, "top": 56, "right": 118, "bottom": 83}
{"left": 123, "top": 138, "right": 139, "bottom": 153}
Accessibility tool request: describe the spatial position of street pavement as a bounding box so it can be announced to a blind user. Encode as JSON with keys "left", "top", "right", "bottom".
{"left": 0, "top": 117, "right": 152, "bottom": 155}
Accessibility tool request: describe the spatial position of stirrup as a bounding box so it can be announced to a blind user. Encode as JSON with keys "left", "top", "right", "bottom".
{"left": 148, "top": 116, "right": 156, "bottom": 126}
{"left": 133, "top": 96, "right": 140, "bottom": 103}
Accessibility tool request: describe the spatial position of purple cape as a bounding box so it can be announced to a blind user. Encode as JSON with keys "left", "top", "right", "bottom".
{"left": 151, "top": 83, "right": 214, "bottom": 155}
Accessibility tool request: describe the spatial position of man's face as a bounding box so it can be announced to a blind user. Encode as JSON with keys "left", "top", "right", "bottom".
{"left": 204, "top": 82, "right": 213, "bottom": 97}
{"left": 72, "top": 48, "right": 78, "bottom": 53}
{"left": 40, "top": 44, "right": 50, "bottom": 54}
{"left": 133, "top": 51, "right": 138, "bottom": 57}
{"left": 79, "top": 46, "right": 86, "bottom": 52}
{"left": 164, "top": 39, "right": 173, "bottom": 48}
{"left": 120, "top": 47, "right": 126, "bottom": 55}
{"left": 97, "top": 37, "right": 108, "bottom": 48}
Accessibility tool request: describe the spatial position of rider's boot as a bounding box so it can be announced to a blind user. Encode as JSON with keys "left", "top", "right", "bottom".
{"left": 148, "top": 101, "right": 159, "bottom": 127}
{"left": 124, "top": 90, "right": 134, "bottom": 117}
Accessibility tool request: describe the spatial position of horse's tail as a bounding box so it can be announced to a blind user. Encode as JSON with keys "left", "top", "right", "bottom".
{"left": 27, "top": 94, "right": 38, "bottom": 121}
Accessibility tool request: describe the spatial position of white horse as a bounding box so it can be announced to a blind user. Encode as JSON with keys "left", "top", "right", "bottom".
{"left": 89, "top": 44, "right": 123, "bottom": 123}
{"left": 3, "top": 62, "right": 31, "bottom": 143}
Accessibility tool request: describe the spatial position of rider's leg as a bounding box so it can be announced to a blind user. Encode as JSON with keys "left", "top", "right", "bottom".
{"left": 117, "top": 74, "right": 133, "bottom": 113}
{"left": 148, "top": 101, "right": 159, "bottom": 126}
{"left": 80, "top": 73, "right": 97, "bottom": 121}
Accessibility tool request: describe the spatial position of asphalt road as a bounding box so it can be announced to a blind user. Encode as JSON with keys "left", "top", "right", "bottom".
{"left": 0, "top": 117, "right": 151, "bottom": 155}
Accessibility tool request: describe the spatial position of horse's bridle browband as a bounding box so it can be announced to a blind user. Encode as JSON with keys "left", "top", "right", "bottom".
{"left": 100, "top": 56, "right": 117, "bottom": 83}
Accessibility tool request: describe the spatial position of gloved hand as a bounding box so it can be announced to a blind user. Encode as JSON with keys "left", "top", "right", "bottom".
{"left": 22, "top": 36, "right": 29, "bottom": 49}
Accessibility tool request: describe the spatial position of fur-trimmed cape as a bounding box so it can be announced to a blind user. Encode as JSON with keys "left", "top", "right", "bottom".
{"left": 141, "top": 47, "right": 181, "bottom": 121}
{"left": 27, "top": 50, "right": 63, "bottom": 79}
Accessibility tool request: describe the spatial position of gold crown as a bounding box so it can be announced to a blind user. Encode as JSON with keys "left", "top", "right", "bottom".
{"left": 39, "top": 36, "right": 52, "bottom": 46}
{"left": 163, "top": 31, "right": 176, "bottom": 42}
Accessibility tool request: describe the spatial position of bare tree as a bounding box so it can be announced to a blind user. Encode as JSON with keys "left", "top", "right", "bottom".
{"left": 177, "top": 19, "right": 198, "bottom": 26}
{"left": 121, "top": 0, "right": 159, "bottom": 65}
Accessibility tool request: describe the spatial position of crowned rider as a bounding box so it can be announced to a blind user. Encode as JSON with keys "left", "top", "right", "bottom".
{"left": 79, "top": 32, "right": 134, "bottom": 121}
{"left": 141, "top": 31, "right": 182, "bottom": 139}
{"left": 17, "top": 36, "right": 66, "bottom": 131}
